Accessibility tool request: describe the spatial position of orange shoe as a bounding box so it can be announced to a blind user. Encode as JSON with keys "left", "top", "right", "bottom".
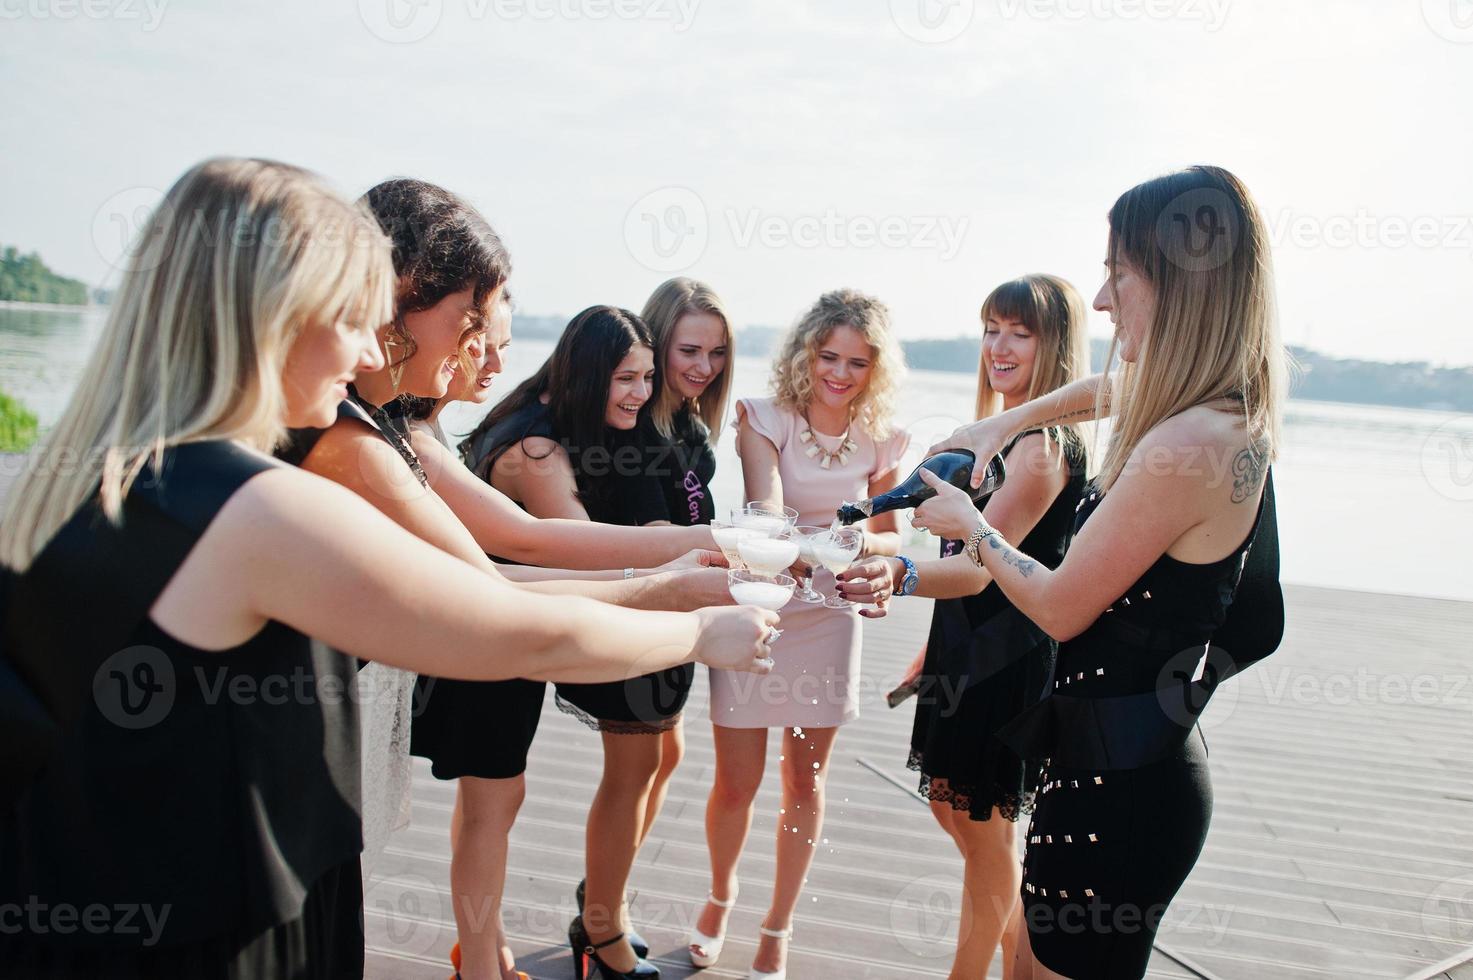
{"left": 449, "top": 941, "right": 529, "bottom": 980}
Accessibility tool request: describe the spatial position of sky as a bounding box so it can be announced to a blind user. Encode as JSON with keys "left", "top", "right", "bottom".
{"left": 2, "top": 0, "right": 1472, "bottom": 365}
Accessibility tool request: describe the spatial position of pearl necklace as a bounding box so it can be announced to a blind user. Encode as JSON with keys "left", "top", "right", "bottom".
{"left": 799, "top": 414, "right": 858, "bottom": 469}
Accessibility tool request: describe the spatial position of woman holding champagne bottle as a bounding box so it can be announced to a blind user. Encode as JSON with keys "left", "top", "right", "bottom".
{"left": 692, "top": 289, "right": 910, "bottom": 979}
{"left": 913, "top": 166, "right": 1284, "bottom": 979}
{"left": 840, "top": 275, "right": 1090, "bottom": 979}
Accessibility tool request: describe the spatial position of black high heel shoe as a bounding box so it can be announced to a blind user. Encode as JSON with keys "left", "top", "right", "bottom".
{"left": 576, "top": 878, "right": 649, "bottom": 959}
{"left": 569, "top": 914, "right": 660, "bottom": 980}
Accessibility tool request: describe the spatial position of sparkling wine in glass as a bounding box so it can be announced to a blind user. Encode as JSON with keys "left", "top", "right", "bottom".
{"left": 811, "top": 527, "right": 863, "bottom": 609}
{"left": 733, "top": 504, "right": 798, "bottom": 536}
{"left": 737, "top": 530, "right": 800, "bottom": 575}
{"left": 726, "top": 569, "right": 796, "bottom": 611}
{"left": 711, "top": 520, "right": 763, "bottom": 567}
{"left": 790, "top": 526, "right": 827, "bottom": 604}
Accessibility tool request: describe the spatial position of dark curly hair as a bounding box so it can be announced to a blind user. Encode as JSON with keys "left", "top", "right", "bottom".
{"left": 359, "top": 178, "right": 511, "bottom": 375}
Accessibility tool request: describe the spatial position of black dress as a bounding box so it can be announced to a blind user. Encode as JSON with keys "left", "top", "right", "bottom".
{"left": 1003, "top": 476, "right": 1272, "bottom": 979}
{"left": 908, "top": 429, "right": 1087, "bottom": 822}
{"left": 0, "top": 442, "right": 364, "bottom": 979}
{"left": 630, "top": 408, "right": 718, "bottom": 527}
{"left": 410, "top": 403, "right": 694, "bottom": 783}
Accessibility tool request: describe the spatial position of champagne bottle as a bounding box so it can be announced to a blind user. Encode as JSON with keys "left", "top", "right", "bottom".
{"left": 834, "top": 449, "right": 1006, "bottom": 525}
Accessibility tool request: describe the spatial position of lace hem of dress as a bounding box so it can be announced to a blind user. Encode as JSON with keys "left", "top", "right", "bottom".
{"left": 906, "top": 749, "right": 1036, "bottom": 823}
{"left": 554, "top": 694, "right": 682, "bottom": 735}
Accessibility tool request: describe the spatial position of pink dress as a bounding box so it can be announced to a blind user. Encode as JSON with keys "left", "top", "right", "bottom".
{"left": 709, "top": 397, "right": 910, "bottom": 729}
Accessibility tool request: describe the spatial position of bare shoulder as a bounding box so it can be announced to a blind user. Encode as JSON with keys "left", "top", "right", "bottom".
{"left": 303, "top": 417, "right": 425, "bottom": 504}
{"left": 215, "top": 463, "right": 384, "bottom": 549}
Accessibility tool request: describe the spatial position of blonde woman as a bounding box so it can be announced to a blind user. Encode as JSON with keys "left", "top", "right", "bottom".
{"left": 690, "top": 289, "right": 909, "bottom": 980}
{"left": 844, "top": 274, "right": 1090, "bottom": 979}
{"left": 917, "top": 166, "right": 1285, "bottom": 979}
{"left": 0, "top": 158, "right": 777, "bottom": 980}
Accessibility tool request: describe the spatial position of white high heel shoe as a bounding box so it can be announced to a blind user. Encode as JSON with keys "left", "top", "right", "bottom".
{"left": 687, "top": 890, "right": 738, "bottom": 968}
{"left": 748, "top": 924, "right": 792, "bottom": 980}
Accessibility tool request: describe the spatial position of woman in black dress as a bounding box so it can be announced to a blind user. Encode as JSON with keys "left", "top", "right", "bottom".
{"left": 628, "top": 277, "right": 734, "bottom": 846}
{"left": 453, "top": 306, "right": 691, "bottom": 980}
{"left": 911, "top": 166, "right": 1286, "bottom": 979}
{"left": 0, "top": 159, "right": 777, "bottom": 980}
{"left": 843, "top": 274, "right": 1089, "bottom": 978}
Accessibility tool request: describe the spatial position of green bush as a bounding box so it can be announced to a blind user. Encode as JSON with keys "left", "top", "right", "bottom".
{"left": 0, "top": 390, "right": 38, "bottom": 453}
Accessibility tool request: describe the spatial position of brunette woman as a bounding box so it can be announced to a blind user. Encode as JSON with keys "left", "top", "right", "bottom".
{"left": 843, "top": 275, "right": 1089, "bottom": 978}
{"left": 0, "top": 159, "right": 776, "bottom": 980}
{"left": 692, "top": 289, "right": 910, "bottom": 980}
{"left": 432, "top": 306, "right": 691, "bottom": 980}
{"left": 911, "top": 166, "right": 1285, "bottom": 979}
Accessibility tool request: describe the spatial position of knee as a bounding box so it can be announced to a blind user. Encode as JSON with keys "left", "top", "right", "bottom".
{"left": 710, "top": 769, "right": 761, "bottom": 809}
{"left": 780, "top": 765, "right": 827, "bottom": 804}
{"left": 460, "top": 778, "right": 526, "bottom": 833}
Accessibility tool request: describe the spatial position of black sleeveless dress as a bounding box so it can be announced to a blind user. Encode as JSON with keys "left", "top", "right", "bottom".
{"left": 0, "top": 441, "right": 364, "bottom": 979}
{"left": 630, "top": 408, "right": 718, "bottom": 527}
{"left": 410, "top": 402, "right": 692, "bottom": 783}
{"left": 908, "top": 429, "right": 1087, "bottom": 822}
{"left": 1004, "top": 476, "right": 1272, "bottom": 979}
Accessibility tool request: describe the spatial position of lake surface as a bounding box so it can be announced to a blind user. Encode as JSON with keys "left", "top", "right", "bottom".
{"left": 4, "top": 307, "right": 1469, "bottom": 601}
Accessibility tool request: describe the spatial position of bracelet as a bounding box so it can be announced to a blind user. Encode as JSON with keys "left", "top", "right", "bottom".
{"left": 965, "top": 522, "right": 999, "bottom": 568}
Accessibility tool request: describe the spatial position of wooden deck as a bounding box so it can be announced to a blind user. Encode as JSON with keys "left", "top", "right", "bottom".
{"left": 363, "top": 585, "right": 1473, "bottom": 980}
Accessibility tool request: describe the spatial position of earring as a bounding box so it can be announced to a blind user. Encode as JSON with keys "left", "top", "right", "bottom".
{"left": 383, "top": 325, "right": 407, "bottom": 391}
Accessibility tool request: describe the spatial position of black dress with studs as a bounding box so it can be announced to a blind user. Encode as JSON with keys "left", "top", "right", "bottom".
{"left": 1003, "top": 478, "right": 1270, "bottom": 979}
{"left": 907, "top": 429, "right": 1087, "bottom": 822}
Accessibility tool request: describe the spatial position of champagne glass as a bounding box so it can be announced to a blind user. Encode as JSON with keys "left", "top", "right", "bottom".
{"left": 811, "top": 527, "right": 863, "bottom": 609}
{"left": 733, "top": 504, "right": 798, "bottom": 536}
{"left": 726, "top": 569, "right": 796, "bottom": 611}
{"left": 790, "top": 525, "right": 828, "bottom": 604}
{"left": 737, "top": 528, "right": 801, "bottom": 575}
{"left": 711, "top": 519, "right": 763, "bottom": 567}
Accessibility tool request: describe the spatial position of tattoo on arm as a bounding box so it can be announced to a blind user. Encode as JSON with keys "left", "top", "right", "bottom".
{"left": 1033, "top": 406, "right": 1095, "bottom": 429}
{"left": 1230, "top": 439, "right": 1269, "bottom": 504}
{"left": 985, "top": 532, "right": 1039, "bottom": 578}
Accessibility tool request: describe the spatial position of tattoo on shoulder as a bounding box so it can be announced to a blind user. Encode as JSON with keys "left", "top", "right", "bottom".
{"left": 1230, "top": 439, "right": 1269, "bottom": 504}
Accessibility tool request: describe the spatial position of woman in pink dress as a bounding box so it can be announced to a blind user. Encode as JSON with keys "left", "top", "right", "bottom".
{"left": 691, "top": 289, "right": 910, "bottom": 979}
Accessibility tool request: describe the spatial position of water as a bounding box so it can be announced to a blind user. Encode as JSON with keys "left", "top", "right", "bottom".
{"left": 4, "top": 307, "right": 1468, "bottom": 601}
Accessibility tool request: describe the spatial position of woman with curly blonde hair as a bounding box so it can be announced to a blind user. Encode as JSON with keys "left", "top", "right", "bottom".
{"left": 689, "top": 288, "right": 910, "bottom": 980}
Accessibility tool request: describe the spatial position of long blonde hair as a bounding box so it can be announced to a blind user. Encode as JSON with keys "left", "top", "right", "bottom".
{"left": 641, "top": 277, "right": 734, "bottom": 441}
{"left": 771, "top": 288, "right": 906, "bottom": 439}
{"left": 1096, "top": 165, "right": 1285, "bottom": 491}
{"left": 974, "top": 275, "right": 1091, "bottom": 455}
{"left": 0, "top": 158, "right": 395, "bottom": 571}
